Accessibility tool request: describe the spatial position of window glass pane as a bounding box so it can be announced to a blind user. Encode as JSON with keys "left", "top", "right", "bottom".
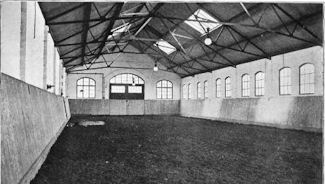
{"left": 89, "top": 79, "right": 95, "bottom": 85}
{"left": 127, "top": 74, "right": 133, "bottom": 84}
{"left": 77, "top": 86, "right": 83, "bottom": 98}
{"left": 197, "top": 82, "right": 201, "bottom": 99}
{"left": 216, "top": 79, "right": 221, "bottom": 98}
{"left": 255, "top": 72, "right": 265, "bottom": 96}
{"left": 204, "top": 81, "right": 208, "bottom": 98}
{"left": 121, "top": 74, "right": 127, "bottom": 83}
{"left": 110, "top": 77, "right": 115, "bottom": 83}
{"left": 128, "top": 86, "right": 142, "bottom": 93}
{"left": 77, "top": 79, "right": 83, "bottom": 85}
{"left": 111, "top": 86, "right": 125, "bottom": 93}
{"left": 184, "top": 9, "right": 222, "bottom": 35}
{"left": 225, "top": 77, "right": 231, "bottom": 97}
{"left": 83, "top": 86, "right": 89, "bottom": 97}
{"left": 157, "top": 88, "right": 162, "bottom": 98}
{"left": 162, "top": 88, "right": 167, "bottom": 98}
{"left": 167, "top": 88, "right": 172, "bottom": 99}
{"left": 188, "top": 83, "right": 192, "bottom": 99}
{"left": 183, "top": 85, "right": 186, "bottom": 99}
{"left": 139, "top": 78, "right": 144, "bottom": 84}
{"left": 154, "top": 39, "right": 176, "bottom": 54}
{"left": 89, "top": 86, "right": 95, "bottom": 98}
{"left": 242, "top": 74, "right": 250, "bottom": 97}
{"left": 157, "top": 80, "right": 173, "bottom": 99}
{"left": 83, "top": 78, "right": 89, "bottom": 85}
{"left": 300, "top": 64, "right": 315, "bottom": 94}
{"left": 280, "top": 68, "right": 291, "bottom": 95}
{"left": 116, "top": 75, "right": 122, "bottom": 83}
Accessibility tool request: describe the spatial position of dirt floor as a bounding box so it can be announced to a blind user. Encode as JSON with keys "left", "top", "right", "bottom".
{"left": 31, "top": 115, "right": 322, "bottom": 184}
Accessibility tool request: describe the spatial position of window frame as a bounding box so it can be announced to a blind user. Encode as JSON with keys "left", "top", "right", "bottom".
{"left": 279, "top": 67, "right": 292, "bottom": 95}
{"left": 156, "top": 80, "right": 173, "bottom": 99}
{"left": 188, "top": 83, "right": 192, "bottom": 99}
{"left": 182, "top": 84, "right": 187, "bottom": 99}
{"left": 225, "top": 77, "right": 231, "bottom": 98}
{"left": 299, "top": 63, "right": 315, "bottom": 95}
{"left": 197, "top": 82, "right": 202, "bottom": 99}
{"left": 255, "top": 71, "right": 265, "bottom": 97}
{"left": 203, "top": 80, "right": 208, "bottom": 99}
{"left": 76, "top": 77, "right": 96, "bottom": 99}
{"left": 241, "top": 74, "right": 250, "bottom": 97}
{"left": 216, "top": 78, "right": 221, "bottom": 98}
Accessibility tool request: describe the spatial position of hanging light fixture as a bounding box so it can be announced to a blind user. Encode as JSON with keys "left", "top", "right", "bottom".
{"left": 204, "top": 28, "right": 212, "bottom": 46}
{"left": 132, "top": 77, "right": 136, "bottom": 86}
{"left": 153, "top": 61, "right": 158, "bottom": 72}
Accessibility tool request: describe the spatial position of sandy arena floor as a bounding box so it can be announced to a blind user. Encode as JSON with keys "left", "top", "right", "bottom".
{"left": 31, "top": 115, "right": 322, "bottom": 184}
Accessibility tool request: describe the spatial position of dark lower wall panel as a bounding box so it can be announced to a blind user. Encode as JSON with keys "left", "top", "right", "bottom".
{"left": 69, "top": 99, "right": 180, "bottom": 115}
{"left": 180, "top": 96, "right": 323, "bottom": 132}
{"left": 1, "top": 73, "right": 71, "bottom": 184}
{"left": 69, "top": 99, "right": 110, "bottom": 115}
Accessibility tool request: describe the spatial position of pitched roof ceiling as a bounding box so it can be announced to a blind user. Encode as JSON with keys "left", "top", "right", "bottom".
{"left": 39, "top": 2, "right": 323, "bottom": 77}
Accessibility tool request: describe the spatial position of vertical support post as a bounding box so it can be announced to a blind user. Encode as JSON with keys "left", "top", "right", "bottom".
{"left": 20, "top": 2, "right": 27, "bottom": 81}
{"left": 53, "top": 47, "right": 57, "bottom": 94}
{"left": 43, "top": 25, "right": 48, "bottom": 89}
{"left": 0, "top": 2, "right": 2, "bottom": 73}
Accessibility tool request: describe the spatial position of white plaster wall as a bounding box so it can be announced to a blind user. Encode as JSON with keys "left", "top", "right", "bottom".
{"left": 1, "top": 2, "right": 65, "bottom": 95}
{"left": 0, "top": 2, "right": 21, "bottom": 79}
{"left": 66, "top": 45, "right": 181, "bottom": 100}
{"left": 181, "top": 46, "right": 324, "bottom": 131}
{"left": 182, "top": 46, "right": 323, "bottom": 98}
{"left": 67, "top": 73, "right": 103, "bottom": 99}
{"left": 25, "top": 2, "right": 45, "bottom": 89}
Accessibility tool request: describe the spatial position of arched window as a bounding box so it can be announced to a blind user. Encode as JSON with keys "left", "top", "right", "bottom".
{"left": 109, "top": 73, "right": 144, "bottom": 99}
{"left": 77, "top": 77, "right": 96, "bottom": 98}
{"left": 279, "top": 67, "right": 291, "bottom": 95}
{"left": 204, "top": 80, "right": 208, "bottom": 99}
{"left": 300, "top": 64, "right": 315, "bottom": 94}
{"left": 197, "top": 82, "right": 202, "bottom": 99}
{"left": 216, "top": 78, "right": 221, "bottom": 98}
{"left": 225, "top": 77, "right": 231, "bottom": 98}
{"left": 182, "top": 84, "right": 187, "bottom": 99}
{"left": 242, "top": 74, "right": 250, "bottom": 97}
{"left": 157, "top": 80, "right": 173, "bottom": 99}
{"left": 255, "top": 72, "right": 265, "bottom": 96}
{"left": 188, "top": 83, "right": 192, "bottom": 99}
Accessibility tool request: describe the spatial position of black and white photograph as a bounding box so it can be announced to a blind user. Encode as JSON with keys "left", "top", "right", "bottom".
{"left": 0, "top": 1, "right": 324, "bottom": 183}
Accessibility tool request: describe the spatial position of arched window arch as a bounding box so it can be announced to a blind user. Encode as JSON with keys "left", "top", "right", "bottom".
{"left": 157, "top": 80, "right": 173, "bottom": 99}
{"left": 188, "top": 83, "right": 192, "bottom": 99}
{"left": 216, "top": 78, "right": 221, "bottom": 98}
{"left": 197, "top": 82, "right": 202, "bottom": 99}
{"left": 109, "top": 73, "right": 144, "bottom": 99}
{"left": 110, "top": 73, "right": 144, "bottom": 84}
{"left": 225, "top": 77, "right": 231, "bottom": 98}
{"left": 255, "top": 72, "right": 265, "bottom": 96}
{"left": 204, "top": 80, "right": 208, "bottom": 99}
{"left": 279, "top": 67, "right": 291, "bottom": 95}
{"left": 77, "top": 77, "right": 96, "bottom": 98}
{"left": 242, "top": 74, "right": 250, "bottom": 97}
{"left": 300, "top": 63, "right": 315, "bottom": 94}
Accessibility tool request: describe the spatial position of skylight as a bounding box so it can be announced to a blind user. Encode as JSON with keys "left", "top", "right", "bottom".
{"left": 184, "top": 9, "right": 221, "bottom": 35}
{"left": 112, "top": 23, "right": 131, "bottom": 34}
{"left": 154, "top": 39, "right": 176, "bottom": 55}
{"left": 107, "top": 23, "right": 132, "bottom": 40}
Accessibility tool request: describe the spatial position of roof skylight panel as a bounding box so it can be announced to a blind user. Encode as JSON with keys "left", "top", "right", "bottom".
{"left": 184, "top": 9, "right": 222, "bottom": 35}
{"left": 154, "top": 39, "right": 176, "bottom": 55}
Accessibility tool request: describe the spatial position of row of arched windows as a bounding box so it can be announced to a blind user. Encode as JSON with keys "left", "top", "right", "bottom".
{"left": 183, "top": 63, "right": 315, "bottom": 99}
{"left": 76, "top": 75, "right": 174, "bottom": 99}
